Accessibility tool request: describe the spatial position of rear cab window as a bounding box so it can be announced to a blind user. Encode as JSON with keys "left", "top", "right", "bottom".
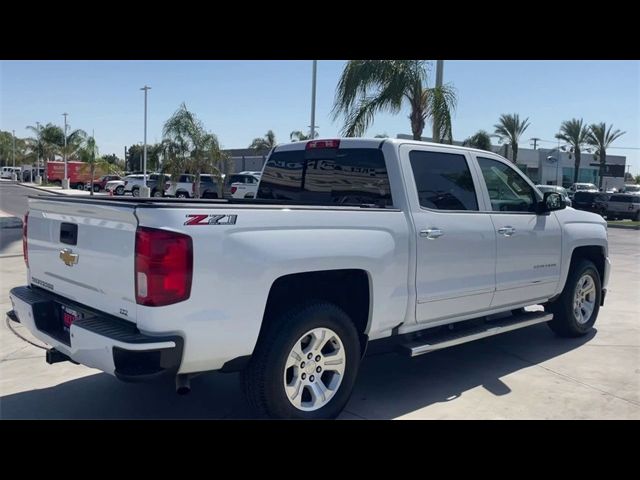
{"left": 257, "top": 144, "right": 393, "bottom": 207}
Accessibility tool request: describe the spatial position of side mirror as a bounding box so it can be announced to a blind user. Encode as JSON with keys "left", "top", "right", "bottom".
{"left": 538, "top": 192, "right": 566, "bottom": 213}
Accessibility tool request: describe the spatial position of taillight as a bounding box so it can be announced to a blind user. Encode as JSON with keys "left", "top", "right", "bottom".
{"left": 306, "top": 139, "right": 340, "bottom": 149}
{"left": 230, "top": 186, "right": 237, "bottom": 194}
{"left": 22, "top": 212, "right": 29, "bottom": 267}
{"left": 164, "top": 182, "right": 170, "bottom": 190}
{"left": 135, "top": 227, "right": 193, "bottom": 306}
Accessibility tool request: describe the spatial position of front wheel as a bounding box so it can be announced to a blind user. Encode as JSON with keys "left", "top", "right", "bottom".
{"left": 115, "top": 185, "right": 125, "bottom": 196}
{"left": 176, "top": 192, "right": 189, "bottom": 199}
{"left": 242, "top": 302, "right": 361, "bottom": 419}
{"left": 93, "top": 185, "right": 100, "bottom": 192}
{"left": 132, "top": 187, "right": 140, "bottom": 197}
{"left": 545, "top": 259, "right": 601, "bottom": 337}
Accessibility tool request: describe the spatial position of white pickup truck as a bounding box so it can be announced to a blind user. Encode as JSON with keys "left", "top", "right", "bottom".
{"left": 8, "top": 138, "right": 610, "bottom": 419}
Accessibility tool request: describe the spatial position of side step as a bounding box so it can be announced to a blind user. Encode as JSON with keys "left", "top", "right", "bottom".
{"left": 402, "top": 311, "right": 553, "bottom": 357}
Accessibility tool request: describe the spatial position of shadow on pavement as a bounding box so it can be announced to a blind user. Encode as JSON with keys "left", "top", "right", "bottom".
{"left": 0, "top": 227, "right": 22, "bottom": 256}
{"left": 0, "top": 323, "right": 595, "bottom": 419}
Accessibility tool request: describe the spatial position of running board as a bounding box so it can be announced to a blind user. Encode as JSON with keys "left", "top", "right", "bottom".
{"left": 402, "top": 311, "right": 553, "bottom": 357}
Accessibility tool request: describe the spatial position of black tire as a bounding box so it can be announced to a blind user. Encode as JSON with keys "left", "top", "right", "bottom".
{"left": 176, "top": 191, "right": 189, "bottom": 199}
{"left": 152, "top": 189, "right": 163, "bottom": 198}
{"left": 242, "top": 302, "right": 361, "bottom": 419}
{"left": 132, "top": 187, "right": 140, "bottom": 197}
{"left": 115, "top": 185, "right": 125, "bottom": 196}
{"left": 75, "top": 183, "right": 85, "bottom": 190}
{"left": 545, "top": 259, "right": 601, "bottom": 337}
{"left": 93, "top": 185, "right": 100, "bottom": 192}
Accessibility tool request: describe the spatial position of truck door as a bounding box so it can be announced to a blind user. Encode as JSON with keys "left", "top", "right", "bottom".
{"left": 472, "top": 155, "right": 562, "bottom": 307}
{"left": 400, "top": 145, "right": 497, "bottom": 324}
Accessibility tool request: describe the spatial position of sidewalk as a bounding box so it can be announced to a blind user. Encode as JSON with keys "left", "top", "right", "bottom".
{"left": 19, "top": 182, "right": 108, "bottom": 196}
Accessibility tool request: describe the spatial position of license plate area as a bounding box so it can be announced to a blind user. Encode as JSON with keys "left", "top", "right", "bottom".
{"left": 33, "top": 299, "right": 91, "bottom": 346}
{"left": 61, "top": 305, "right": 82, "bottom": 334}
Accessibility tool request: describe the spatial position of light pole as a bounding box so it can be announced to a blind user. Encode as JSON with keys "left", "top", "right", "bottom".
{"left": 11, "top": 130, "right": 17, "bottom": 181}
{"left": 35, "top": 122, "right": 42, "bottom": 184}
{"left": 62, "top": 113, "right": 69, "bottom": 189}
{"left": 140, "top": 85, "right": 151, "bottom": 197}
{"left": 310, "top": 61, "right": 317, "bottom": 140}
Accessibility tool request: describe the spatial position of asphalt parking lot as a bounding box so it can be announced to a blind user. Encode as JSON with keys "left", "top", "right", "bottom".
{"left": 0, "top": 209, "right": 638, "bottom": 418}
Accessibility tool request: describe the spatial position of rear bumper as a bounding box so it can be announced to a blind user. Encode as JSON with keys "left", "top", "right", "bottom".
{"left": 8, "top": 286, "right": 183, "bottom": 382}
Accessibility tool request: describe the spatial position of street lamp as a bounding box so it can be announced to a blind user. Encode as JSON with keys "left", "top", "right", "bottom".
{"left": 35, "top": 122, "right": 42, "bottom": 184}
{"left": 62, "top": 113, "right": 69, "bottom": 189}
{"left": 140, "top": 85, "right": 151, "bottom": 197}
{"left": 310, "top": 61, "right": 317, "bottom": 140}
{"left": 11, "top": 130, "right": 17, "bottom": 181}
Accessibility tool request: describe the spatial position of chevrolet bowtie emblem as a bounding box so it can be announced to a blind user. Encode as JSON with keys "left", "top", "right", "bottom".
{"left": 59, "top": 248, "right": 79, "bottom": 267}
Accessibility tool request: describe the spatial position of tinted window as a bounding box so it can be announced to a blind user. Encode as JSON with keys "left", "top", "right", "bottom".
{"left": 179, "top": 175, "right": 194, "bottom": 183}
{"left": 477, "top": 157, "right": 537, "bottom": 212}
{"left": 409, "top": 151, "right": 478, "bottom": 211}
{"left": 610, "top": 195, "right": 637, "bottom": 203}
{"left": 257, "top": 148, "right": 392, "bottom": 206}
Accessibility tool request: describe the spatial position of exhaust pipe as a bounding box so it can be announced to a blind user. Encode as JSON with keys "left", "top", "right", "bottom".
{"left": 176, "top": 374, "right": 191, "bottom": 395}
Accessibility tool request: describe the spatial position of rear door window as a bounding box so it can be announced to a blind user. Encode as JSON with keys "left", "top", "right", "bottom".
{"left": 409, "top": 150, "right": 478, "bottom": 211}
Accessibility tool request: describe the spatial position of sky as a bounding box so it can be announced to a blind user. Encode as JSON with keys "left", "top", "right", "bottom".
{"left": 1, "top": 60, "right": 639, "bottom": 174}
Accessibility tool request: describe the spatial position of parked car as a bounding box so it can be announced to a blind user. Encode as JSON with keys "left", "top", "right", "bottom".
{"left": 105, "top": 179, "right": 125, "bottom": 195}
{"left": 85, "top": 175, "right": 121, "bottom": 192}
{"left": 567, "top": 183, "right": 598, "bottom": 198}
{"left": 606, "top": 194, "right": 640, "bottom": 220}
{"left": 621, "top": 184, "right": 640, "bottom": 194}
{"left": 230, "top": 174, "right": 260, "bottom": 199}
{"left": 164, "top": 174, "right": 222, "bottom": 198}
{"left": 1, "top": 166, "right": 21, "bottom": 179}
{"left": 536, "top": 185, "right": 572, "bottom": 207}
{"left": 11, "top": 138, "right": 611, "bottom": 419}
{"left": 571, "top": 191, "right": 609, "bottom": 216}
{"left": 122, "top": 173, "right": 165, "bottom": 197}
{"left": 224, "top": 173, "right": 261, "bottom": 198}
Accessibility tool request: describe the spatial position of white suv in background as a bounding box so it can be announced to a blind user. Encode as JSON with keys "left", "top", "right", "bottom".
{"left": 229, "top": 173, "right": 261, "bottom": 199}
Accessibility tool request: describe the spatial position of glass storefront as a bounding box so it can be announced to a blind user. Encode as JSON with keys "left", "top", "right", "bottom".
{"left": 562, "top": 167, "right": 599, "bottom": 187}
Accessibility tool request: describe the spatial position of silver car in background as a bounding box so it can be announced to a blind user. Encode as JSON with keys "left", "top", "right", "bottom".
{"left": 536, "top": 185, "right": 572, "bottom": 207}
{"left": 606, "top": 193, "right": 640, "bottom": 221}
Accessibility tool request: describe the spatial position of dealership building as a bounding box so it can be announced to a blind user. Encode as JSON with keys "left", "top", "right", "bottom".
{"left": 397, "top": 134, "right": 627, "bottom": 190}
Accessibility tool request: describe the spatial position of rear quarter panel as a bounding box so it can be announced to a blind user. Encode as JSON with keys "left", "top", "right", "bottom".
{"left": 135, "top": 206, "right": 411, "bottom": 373}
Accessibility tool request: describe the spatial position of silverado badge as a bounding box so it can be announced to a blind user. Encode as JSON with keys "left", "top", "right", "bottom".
{"left": 59, "top": 248, "right": 79, "bottom": 267}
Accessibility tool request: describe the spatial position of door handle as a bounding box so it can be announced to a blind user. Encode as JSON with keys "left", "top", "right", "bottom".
{"left": 498, "top": 226, "right": 516, "bottom": 236}
{"left": 420, "top": 228, "right": 444, "bottom": 239}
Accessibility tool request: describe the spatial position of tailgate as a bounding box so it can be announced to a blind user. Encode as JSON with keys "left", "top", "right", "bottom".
{"left": 27, "top": 197, "right": 139, "bottom": 322}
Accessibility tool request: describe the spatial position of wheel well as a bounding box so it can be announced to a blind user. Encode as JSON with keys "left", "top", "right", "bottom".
{"left": 260, "top": 269, "right": 371, "bottom": 350}
{"left": 571, "top": 246, "right": 605, "bottom": 281}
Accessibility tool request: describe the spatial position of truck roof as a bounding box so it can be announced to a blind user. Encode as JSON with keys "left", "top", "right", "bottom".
{"left": 272, "top": 137, "right": 504, "bottom": 157}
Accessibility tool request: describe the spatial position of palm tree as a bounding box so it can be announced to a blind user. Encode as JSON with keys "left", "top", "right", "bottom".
{"left": 494, "top": 114, "right": 530, "bottom": 163}
{"left": 162, "top": 103, "right": 227, "bottom": 198}
{"left": 586, "top": 122, "right": 626, "bottom": 189}
{"left": 290, "top": 130, "right": 319, "bottom": 141}
{"left": 249, "top": 130, "right": 277, "bottom": 154}
{"left": 555, "top": 118, "right": 590, "bottom": 185}
{"left": 332, "top": 60, "right": 457, "bottom": 141}
{"left": 462, "top": 130, "right": 494, "bottom": 151}
{"left": 78, "top": 136, "right": 111, "bottom": 195}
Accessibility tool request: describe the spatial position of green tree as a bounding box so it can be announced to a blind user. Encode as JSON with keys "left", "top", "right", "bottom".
{"left": 494, "top": 114, "right": 530, "bottom": 163}
{"left": 162, "top": 103, "right": 228, "bottom": 198}
{"left": 635, "top": 174, "right": 640, "bottom": 185}
{"left": 586, "top": 122, "right": 626, "bottom": 189}
{"left": 290, "top": 130, "right": 319, "bottom": 141}
{"left": 332, "top": 60, "right": 457, "bottom": 141}
{"left": 78, "top": 136, "right": 112, "bottom": 195}
{"left": 555, "top": 118, "right": 590, "bottom": 185}
{"left": 249, "top": 130, "right": 277, "bottom": 154}
{"left": 462, "top": 130, "right": 494, "bottom": 151}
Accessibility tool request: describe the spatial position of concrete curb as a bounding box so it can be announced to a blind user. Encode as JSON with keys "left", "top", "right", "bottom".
{"left": 0, "top": 217, "right": 23, "bottom": 229}
{"left": 18, "top": 183, "right": 65, "bottom": 195}
{"left": 607, "top": 224, "right": 640, "bottom": 231}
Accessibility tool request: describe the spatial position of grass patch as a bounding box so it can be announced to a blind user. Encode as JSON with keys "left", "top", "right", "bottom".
{"left": 607, "top": 220, "right": 640, "bottom": 227}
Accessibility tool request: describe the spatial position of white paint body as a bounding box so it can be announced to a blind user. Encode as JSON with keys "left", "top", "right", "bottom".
{"left": 15, "top": 139, "right": 610, "bottom": 377}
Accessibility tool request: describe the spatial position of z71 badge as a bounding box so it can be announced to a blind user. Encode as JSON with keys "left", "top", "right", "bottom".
{"left": 184, "top": 214, "right": 237, "bottom": 226}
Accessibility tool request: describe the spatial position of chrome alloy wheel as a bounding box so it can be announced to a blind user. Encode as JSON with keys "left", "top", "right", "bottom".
{"left": 283, "top": 327, "right": 346, "bottom": 411}
{"left": 573, "top": 274, "right": 597, "bottom": 324}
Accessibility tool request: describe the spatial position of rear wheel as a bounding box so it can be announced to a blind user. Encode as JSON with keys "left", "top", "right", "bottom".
{"left": 242, "top": 302, "right": 361, "bottom": 419}
{"left": 132, "top": 187, "right": 140, "bottom": 197}
{"left": 115, "top": 185, "right": 125, "bottom": 196}
{"left": 545, "top": 259, "right": 601, "bottom": 337}
{"left": 152, "top": 189, "right": 163, "bottom": 198}
{"left": 176, "top": 191, "right": 189, "bottom": 199}
{"left": 93, "top": 185, "right": 100, "bottom": 192}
